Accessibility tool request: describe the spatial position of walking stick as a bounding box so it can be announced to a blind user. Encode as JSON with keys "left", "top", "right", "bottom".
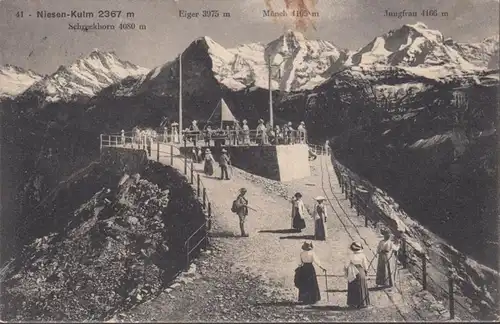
{"left": 367, "top": 253, "right": 378, "bottom": 273}
{"left": 323, "top": 269, "right": 329, "bottom": 302}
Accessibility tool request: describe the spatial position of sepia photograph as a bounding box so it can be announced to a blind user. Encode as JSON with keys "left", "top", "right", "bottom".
{"left": 0, "top": 0, "right": 498, "bottom": 322}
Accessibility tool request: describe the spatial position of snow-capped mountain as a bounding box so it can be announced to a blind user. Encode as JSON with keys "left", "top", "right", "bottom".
{"left": 0, "top": 65, "right": 42, "bottom": 99}
{"left": 344, "top": 22, "right": 497, "bottom": 81}
{"left": 107, "top": 31, "right": 348, "bottom": 97}
{"left": 347, "top": 23, "right": 474, "bottom": 68}
{"left": 21, "top": 50, "right": 149, "bottom": 103}
{"left": 452, "top": 35, "right": 499, "bottom": 69}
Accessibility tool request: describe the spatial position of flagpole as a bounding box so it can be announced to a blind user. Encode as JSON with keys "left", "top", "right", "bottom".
{"left": 179, "top": 53, "right": 183, "bottom": 138}
{"left": 268, "top": 54, "right": 273, "bottom": 127}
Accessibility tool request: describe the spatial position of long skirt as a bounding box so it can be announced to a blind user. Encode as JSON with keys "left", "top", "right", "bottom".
{"left": 292, "top": 213, "right": 306, "bottom": 230}
{"left": 314, "top": 219, "right": 326, "bottom": 240}
{"left": 298, "top": 263, "right": 321, "bottom": 304}
{"left": 347, "top": 264, "right": 370, "bottom": 308}
{"left": 376, "top": 252, "right": 392, "bottom": 286}
{"left": 204, "top": 160, "right": 214, "bottom": 176}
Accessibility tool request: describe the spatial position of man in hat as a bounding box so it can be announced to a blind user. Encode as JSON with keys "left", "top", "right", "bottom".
{"left": 234, "top": 188, "right": 249, "bottom": 237}
{"left": 219, "top": 148, "right": 231, "bottom": 180}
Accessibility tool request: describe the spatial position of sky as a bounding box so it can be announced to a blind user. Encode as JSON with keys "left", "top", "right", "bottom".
{"left": 0, "top": 0, "right": 498, "bottom": 75}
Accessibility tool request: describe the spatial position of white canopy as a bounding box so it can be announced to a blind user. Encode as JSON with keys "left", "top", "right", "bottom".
{"left": 207, "top": 98, "right": 237, "bottom": 127}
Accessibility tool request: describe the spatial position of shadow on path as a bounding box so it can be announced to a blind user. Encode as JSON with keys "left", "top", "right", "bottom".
{"left": 209, "top": 231, "right": 242, "bottom": 238}
{"left": 253, "top": 301, "right": 300, "bottom": 307}
{"left": 259, "top": 229, "right": 298, "bottom": 234}
{"left": 279, "top": 235, "right": 315, "bottom": 240}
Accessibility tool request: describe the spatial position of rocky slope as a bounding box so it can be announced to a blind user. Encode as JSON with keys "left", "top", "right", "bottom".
{"left": 0, "top": 150, "right": 207, "bottom": 321}
{"left": 0, "top": 65, "right": 42, "bottom": 99}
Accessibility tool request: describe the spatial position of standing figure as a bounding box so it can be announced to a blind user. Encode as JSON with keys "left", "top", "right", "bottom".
{"left": 256, "top": 119, "right": 266, "bottom": 145}
{"left": 291, "top": 192, "right": 307, "bottom": 232}
{"left": 287, "top": 122, "right": 295, "bottom": 144}
{"left": 297, "top": 241, "right": 325, "bottom": 305}
{"left": 204, "top": 125, "right": 212, "bottom": 146}
{"left": 275, "top": 125, "right": 282, "bottom": 144}
{"left": 324, "top": 140, "right": 330, "bottom": 155}
{"left": 234, "top": 120, "right": 242, "bottom": 145}
{"left": 121, "top": 130, "right": 125, "bottom": 146}
{"left": 219, "top": 148, "right": 231, "bottom": 180}
{"left": 297, "top": 121, "right": 306, "bottom": 143}
{"left": 234, "top": 188, "right": 249, "bottom": 237}
{"left": 190, "top": 120, "right": 200, "bottom": 146}
{"left": 203, "top": 148, "right": 216, "bottom": 176}
{"left": 376, "top": 229, "right": 399, "bottom": 288}
{"left": 242, "top": 120, "right": 250, "bottom": 145}
{"left": 312, "top": 196, "right": 327, "bottom": 241}
{"left": 172, "top": 124, "right": 179, "bottom": 143}
{"left": 163, "top": 126, "right": 168, "bottom": 143}
{"left": 345, "top": 242, "right": 370, "bottom": 309}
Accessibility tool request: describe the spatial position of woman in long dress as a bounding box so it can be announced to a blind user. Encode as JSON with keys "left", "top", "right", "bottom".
{"left": 376, "top": 229, "right": 399, "bottom": 288}
{"left": 312, "top": 196, "right": 327, "bottom": 241}
{"left": 291, "top": 192, "right": 307, "bottom": 232}
{"left": 203, "top": 148, "right": 216, "bottom": 176}
{"left": 345, "top": 241, "right": 370, "bottom": 309}
{"left": 297, "top": 241, "right": 325, "bottom": 305}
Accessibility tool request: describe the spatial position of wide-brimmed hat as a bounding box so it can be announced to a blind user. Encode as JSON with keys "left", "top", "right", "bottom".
{"left": 300, "top": 121, "right": 305, "bottom": 125}
{"left": 294, "top": 192, "right": 303, "bottom": 198}
{"left": 302, "top": 241, "right": 313, "bottom": 251}
{"left": 192, "top": 120, "right": 197, "bottom": 124}
{"left": 239, "top": 188, "right": 247, "bottom": 194}
{"left": 243, "top": 119, "right": 248, "bottom": 124}
{"left": 222, "top": 148, "right": 227, "bottom": 153}
{"left": 205, "top": 148, "right": 211, "bottom": 153}
{"left": 258, "top": 119, "right": 264, "bottom": 123}
{"left": 288, "top": 121, "right": 292, "bottom": 125}
{"left": 314, "top": 196, "right": 326, "bottom": 201}
{"left": 350, "top": 242, "right": 363, "bottom": 251}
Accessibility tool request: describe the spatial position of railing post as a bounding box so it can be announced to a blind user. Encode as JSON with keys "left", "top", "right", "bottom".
{"left": 349, "top": 180, "right": 353, "bottom": 208}
{"left": 186, "top": 242, "right": 190, "bottom": 269}
{"left": 422, "top": 254, "right": 427, "bottom": 290}
{"left": 190, "top": 159, "right": 194, "bottom": 184}
{"left": 365, "top": 211, "right": 368, "bottom": 227}
{"left": 99, "top": 134, "right": 103, "bottom": 153}
{"left": 170, "top": 144, "right": 174, "bottom": 165}
{"left": 344, "top": 178, "right": 348, "bottom": 199}
{"left": 197, "top": 174, "right": 200, "bottom": 197}
{"left": 203, "top": 188, "right": 206, "bottom": 209}
{"left": 156, "top": 140, "right": 160, "bottom": 162}
{"left": 401, "top": 239, "right": 407, "bottom": 269}
{"left": 448, "top": 270, "right": 455, "bottom": 319}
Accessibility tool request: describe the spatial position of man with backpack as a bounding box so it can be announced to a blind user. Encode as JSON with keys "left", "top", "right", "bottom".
{"left": 232, "top": 188, "right": 249, "bottom": 237}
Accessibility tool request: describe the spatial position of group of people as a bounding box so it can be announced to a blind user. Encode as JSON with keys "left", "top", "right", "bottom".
{"left": 231, "top": 188, "right": 400, "bottom": 309}
{"left": 296, "top": 228, "right": 400, "bottom": 308}
{"left": 199, "top": 147, "right": 232, "bottom": 181}
{"left": 180, "top": 119, "right": 307, "bottom": 147}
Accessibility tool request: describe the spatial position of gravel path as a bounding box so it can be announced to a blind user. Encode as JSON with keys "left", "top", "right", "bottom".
{"left": 112, "top": 145, "right": 451, "bottom": 322}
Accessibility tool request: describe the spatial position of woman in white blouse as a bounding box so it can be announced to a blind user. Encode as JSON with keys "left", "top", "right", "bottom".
{"left": 345, "top": 241, "right": 370, "bottom": 308}
{"left": 376, "top": 228, "right": 399, "bottom": 287}
{"left": 297, "top": 241, "right": 325, "bottom": 305}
